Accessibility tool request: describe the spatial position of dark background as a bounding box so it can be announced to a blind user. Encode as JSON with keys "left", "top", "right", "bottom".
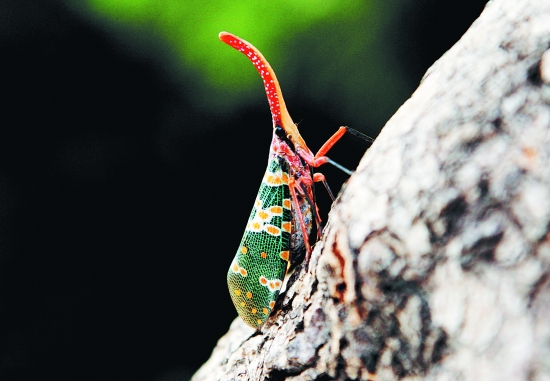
{"left": 0, "top": 1, "right": 487, "bottom": 380}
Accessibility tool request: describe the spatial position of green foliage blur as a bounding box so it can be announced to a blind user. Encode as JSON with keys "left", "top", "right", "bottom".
{"left": 68, "top": 0, "right": 412, "bottom": 132}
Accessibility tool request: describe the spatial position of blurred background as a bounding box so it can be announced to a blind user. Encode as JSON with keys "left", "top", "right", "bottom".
{"left": 0, "top": 0, "right": 487, "bottom": 379}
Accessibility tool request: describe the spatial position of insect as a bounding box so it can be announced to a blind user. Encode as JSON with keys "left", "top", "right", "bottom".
{"left": 220, "top": 32, "right": 368, "bottom": 328}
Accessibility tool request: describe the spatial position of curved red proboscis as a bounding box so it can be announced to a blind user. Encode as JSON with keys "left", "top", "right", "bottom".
{"left": 219, "top": 32, "right": 285, "bottom": 127}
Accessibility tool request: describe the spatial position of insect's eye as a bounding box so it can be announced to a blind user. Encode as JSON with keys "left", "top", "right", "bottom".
{"left": 274, "top": 125, "right": 286, "bottom": 139}
{"left": 274, "top": 125, "right": 296, "bottom": 151}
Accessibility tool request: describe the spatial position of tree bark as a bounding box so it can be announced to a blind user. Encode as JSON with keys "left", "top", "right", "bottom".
{"left": 192, "top": 0, "right": 550, "bottom": 380}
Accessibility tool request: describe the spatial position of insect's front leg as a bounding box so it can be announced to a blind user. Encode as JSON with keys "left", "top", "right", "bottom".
{"left": 309, "top": 126, "right": 375, "bottom": 170}
{"left": 311, "top": 126, "right": 348, "bottom": 166}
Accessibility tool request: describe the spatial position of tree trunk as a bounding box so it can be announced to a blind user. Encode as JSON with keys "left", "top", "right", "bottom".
{"left": 192, "top": 0, "right": 550, "bottom": 379}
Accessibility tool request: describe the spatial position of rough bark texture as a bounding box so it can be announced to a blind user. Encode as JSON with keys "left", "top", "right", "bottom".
{"left": 193, "top": 0, "right": 550, "bottom": 380}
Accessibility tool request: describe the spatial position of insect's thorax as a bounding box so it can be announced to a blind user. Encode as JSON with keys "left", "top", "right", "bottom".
{"left": 269, "top": 132, "right": 311, "bottom": 184}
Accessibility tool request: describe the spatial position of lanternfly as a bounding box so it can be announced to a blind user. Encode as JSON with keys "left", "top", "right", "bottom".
{"left": 220, "top": 32, "right": 371, "bottom": 328}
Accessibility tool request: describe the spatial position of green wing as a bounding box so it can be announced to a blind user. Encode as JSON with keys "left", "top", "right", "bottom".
{"left": 227, "top": 156, "right": 292, "bottom": 328}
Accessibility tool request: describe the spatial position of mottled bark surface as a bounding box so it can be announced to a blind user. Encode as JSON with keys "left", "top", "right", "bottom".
{"left": 192, "top": 0, "right": 550, "bottom": 380}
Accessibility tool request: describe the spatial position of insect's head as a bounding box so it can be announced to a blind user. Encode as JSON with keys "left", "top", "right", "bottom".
{"left": 219, "top": 31, "right": 311, "bottom": 156}
{"left": 274, "top": 125, "right": 295, "bottom": 152}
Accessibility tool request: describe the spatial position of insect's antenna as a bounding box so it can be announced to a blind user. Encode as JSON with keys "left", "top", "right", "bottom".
{"left": 344, "top": 126, "right": 375, "bottom": 143}
{"left": 322, "top": 127, "right": 375, "bottom": 174}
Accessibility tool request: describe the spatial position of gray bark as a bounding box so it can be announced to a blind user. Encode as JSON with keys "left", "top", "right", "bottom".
{"left": 192, "top": 0, "right": 550, "bottom": 380}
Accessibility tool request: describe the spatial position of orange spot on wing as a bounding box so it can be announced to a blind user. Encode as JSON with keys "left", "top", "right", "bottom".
{"left": 282, "top": 222, "right": 291, "bottom": 232}
{"left": 239, "top": 268, "right": 248, "bottom": 276}
{"left": 275, "top": 280, "right": 281, "bottom": 288}
{"left": 265, "top": 225, "right": 281, "bottom": 236}
{"left": 257, "top": 210, "right": 270, "bottom": 220}
{"left": 232, "top": 263, "right": 239, "bottom": 272}
{"left": 259, "top": 276, "right": 268, "bottom": 285}
{"left": 240, "top": 301, "right": 246, "bottom": 307}
{"left": 283, "top": 199, "right": 291, "bottom": 209}
{"left": 252, "top": 222, "right": 261, "bottom": 230}
{"left": 257, "top": 319, "right": 263, "bottom": 325}
{"left": 241, "top": 246, "right": 248, "bottom": 254}
{"left": 266, "top": 175, "right": 282, "bottom": 185}
{"left": 263, "top": 308, "right": 269, "bottom": 314}
{"left": 246, "top": 291, "right": 252, "bottom": 299}
{"left": 282, "top": 172, "right": 289, "bottom": 184}
{"left": 280, "top": 251, "right": 290, "bottom": 261}
{"left": 270, "top": 206, "right": 283, "bottom": 215}
{"left": 234, "top": 289, "right": 241, "bottom": 296}
{"left": 261, "top": 252, "right": 268, "bottom": 259}
{"left": 269, "top": 301, "right": 275, "bottom": 309}
{"left": 251, "top": 308, "right": 257, "bottom": 314}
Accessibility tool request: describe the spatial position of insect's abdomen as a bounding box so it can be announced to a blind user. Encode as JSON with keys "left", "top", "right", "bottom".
{"left": 227, "top": 157, "right": 292, "bottom": 328}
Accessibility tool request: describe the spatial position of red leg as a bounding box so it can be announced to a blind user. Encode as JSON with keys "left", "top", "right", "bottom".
{"left": 313, "top": 173, "right": 335, "bottom": 201}
{"left": 313, "top": 173, "right": 326, "bottom": 182}
{"left": 294, "top": 176, "right": 323, "bottom": 239}
{"left": 288, "top": 178, "right": 313, "bottom": 257}
{"left": 310, "top": 126, "right": 348, "bottom": 167}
